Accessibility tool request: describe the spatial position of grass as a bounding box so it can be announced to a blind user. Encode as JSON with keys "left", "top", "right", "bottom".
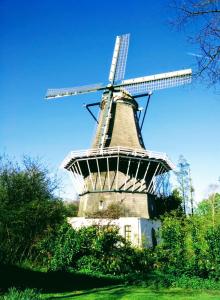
{"left": 1, "top": 265, "right": 220, "bottom": 300}
{"left": 42, "top": 286, "right": 220, "bottom": 299}
{"left": 0, "top": 265, "right": 121, "bottom": 294}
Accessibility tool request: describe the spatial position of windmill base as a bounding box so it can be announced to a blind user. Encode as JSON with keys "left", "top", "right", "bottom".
{"left": 78, "top": 192, "right": 157, "bottom": 219}
{"left": 67, "top": 217, "right": 161, "bottom": 248}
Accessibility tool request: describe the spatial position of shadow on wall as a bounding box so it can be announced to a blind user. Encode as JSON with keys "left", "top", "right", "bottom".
{"left": 147, "top": 194, "right": 157, "bottom": 218}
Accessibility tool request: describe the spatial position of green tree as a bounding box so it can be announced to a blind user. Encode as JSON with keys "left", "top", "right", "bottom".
{"left": 0, "top": 156, "right": 66, "bottom": 264}
{"left": 175, "top": 155, "right": 192, "bottom": 214}
{"left": 196, "top": 191, "right": 220, "bottom": 227}
{"left": 64, "top": 201, "right": 79, "bottom": 217}
{"left": 156, "top": 215, "right": 188, "bottom": 275}
{"left": 155, "top": 212, "right": 220, "bottom": 278}
{"left": 205, "top": 225, "right": 220, "bottom": 279}
{"left": 155, "top": 188, "right": 183, "bottom": 217}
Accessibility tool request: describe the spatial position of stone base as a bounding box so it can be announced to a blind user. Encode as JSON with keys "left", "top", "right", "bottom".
{"left": 68, "top": 217, "right": 161, "bottom": 248}
{"left": 78, "top": 192, "right": 157, "bottom": 219}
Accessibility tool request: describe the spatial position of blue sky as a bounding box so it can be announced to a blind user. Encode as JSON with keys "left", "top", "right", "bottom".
{"left": 1, "top": 0, "right": 220, "bottom": 203}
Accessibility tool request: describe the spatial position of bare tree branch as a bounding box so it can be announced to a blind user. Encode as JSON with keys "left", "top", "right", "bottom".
{"left": 170, "top": 0, "right": 220, "bottom": 89}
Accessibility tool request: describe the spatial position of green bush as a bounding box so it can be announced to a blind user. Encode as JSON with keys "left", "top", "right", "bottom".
{"left": 154, "top": 213, "right": 220, "bottom": 279}
{"left": 2, "top": 288, "right": 42, "bottom": 300}
{"left": 37, "top": 212, "right": 220, "bottom": 279}
{"left": 170, "top": 275, "right": 220, "bottom": 290}
{"left": 205, "top": 225, "right": 220, "bottom": 279}
{"left": 39, "top": 223, "right": 153, "bottom": 275}
{"left": 0, "top": 156, "right": 67, "bottom": 265}
{"left": 49, "top": 222, "right": 79, "bottom": 270}
{"left": 155, "top": 215, "right": 188, "bottom": 275}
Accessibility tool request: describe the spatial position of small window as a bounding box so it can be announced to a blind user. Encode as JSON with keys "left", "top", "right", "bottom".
{"left": 99, "top": 200, "right": 104, "bottom": 210}
{"left": 124, "top": 225, "right": 131, "bottom": 241}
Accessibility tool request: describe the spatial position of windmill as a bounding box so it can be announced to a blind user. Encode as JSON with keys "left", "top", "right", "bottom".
{"left": 46, "top": 34, "right": 191, "bottom": 149}
{"left": 46, "top": 34, "right": 192, "bottom": 231}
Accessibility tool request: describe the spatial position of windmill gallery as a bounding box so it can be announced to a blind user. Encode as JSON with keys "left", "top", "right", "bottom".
{"left": 46, "top": 34, "right": 192, "bottom": 247}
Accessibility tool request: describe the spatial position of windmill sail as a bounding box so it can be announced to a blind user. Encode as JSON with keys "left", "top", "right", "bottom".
{"left": 120, "top": 69, "right": 192, "bottom": 95}
{"left": 45, "top": 83, "right": 105, "bottom": 99}
{"left": 109, "top": 34, "right": 130, "bottom": 84}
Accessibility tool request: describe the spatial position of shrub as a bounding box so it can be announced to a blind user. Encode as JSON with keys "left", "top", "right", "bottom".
{"left": 155, "top": 215, "right": 188, "bottom": 275}
{"left": 86, "top": 202, "right": 128, "bottom": 218}
{"left": 205, "top": 225, "right": 220, "bottom": 279}
{"left": 154, "top": 213, "right": 220, "bottom": 280}
{"left": 0, "top": 156, "right": 66, "bottom": 264}
{"left": 2, "top": 288, "right": 42, "bottom": 300}
{"left": 41, "top": 223, "right": 153, "bottom": 275}
{"left": 170, "top": 275, "right": 220, "bottom": 290}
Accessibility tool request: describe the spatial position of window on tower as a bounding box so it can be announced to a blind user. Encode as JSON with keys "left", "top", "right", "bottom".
{"left": 99, "top": 200, "right": 104, "bottom": 210}
{"left": 124, "top": 225, "right": 132, "bottom": 241}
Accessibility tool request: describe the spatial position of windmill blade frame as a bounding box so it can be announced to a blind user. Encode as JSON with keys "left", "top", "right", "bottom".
{"left": 45, "top": 83, "right": 106, "bottom": 99}
{"left": 109, "top": 33, "right": 130, "bottom": 84}
{"left": 120, "top": 69, "right": 192, "bottom": 95}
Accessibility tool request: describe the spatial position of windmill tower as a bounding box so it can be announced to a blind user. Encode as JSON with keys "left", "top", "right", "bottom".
{"left": 46, "top": 34, "right": 191, "bottom": 246}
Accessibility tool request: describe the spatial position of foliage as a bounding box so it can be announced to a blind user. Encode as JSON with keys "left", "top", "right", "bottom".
{"left": 2, "top": 267, "right": 220, "bottom": 300}
{"left": 154, "top": 213, "right": 220, "bottom": 279}
{"left": 155, "top": 188, "right": 183, "bottom": 217}
{"left": 1, "top": 154, "right": 220, "bottom": 285}
{"left": 196, "top": 193, "right": 220, "bottom": 217}
{"left": 155, "top": 214, "right": 188, "bottom": 275}
{"left": 205, "top": 225, "right": 220, "bottom": 279}
{"left": 0, "top": 156, "right": 67, "bottom": 264}
{"left": 64, "top": 201, "right": 79, "bottom": 217}
{"left": 2, "top": 288, "right": 42, "bottom": 300}
{"left": 175, "top": 155, "right": 192, "bottom": 214}
{"left": 39, "top": 223, "right": 153, "bottom": 275}
{"left": 154, "top": 273, "right": 220, "bottom": 290}
{"left": 86, "top": 202, "right": 128, "bottom": 219}
{"left": 170, "top": 0, "right": 220, "bottom": 88}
